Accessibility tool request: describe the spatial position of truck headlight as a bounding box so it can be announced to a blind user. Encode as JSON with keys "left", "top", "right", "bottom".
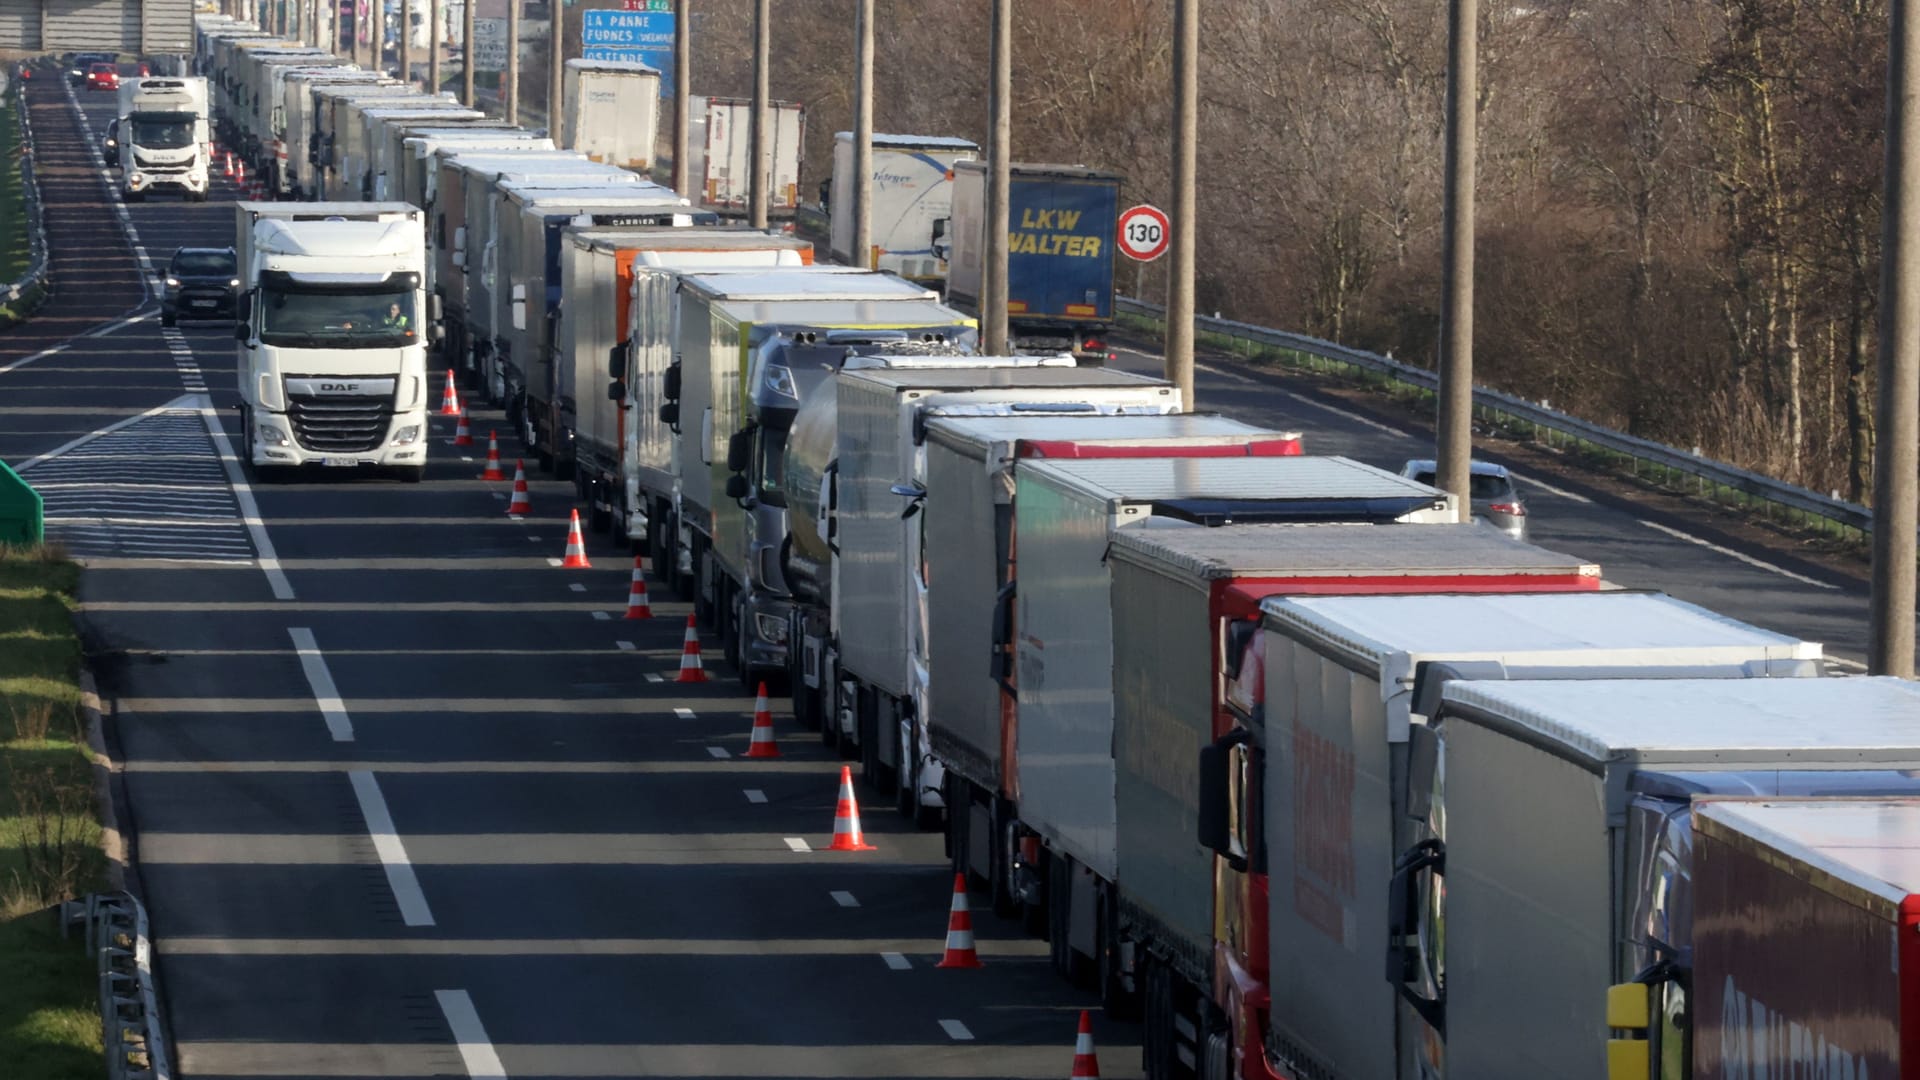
{"left": 755, "top": 613, "right": 789, "bottom": 645}
{"left": 257, "top": 424, "right": 290, "bottom": 447}
{"left": 390, "top": 424, "right": 422, "bottom": 446}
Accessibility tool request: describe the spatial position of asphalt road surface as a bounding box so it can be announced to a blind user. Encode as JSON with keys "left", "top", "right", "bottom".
{"left": 0, "top": 62, "right": 1891, "bottom": 1080}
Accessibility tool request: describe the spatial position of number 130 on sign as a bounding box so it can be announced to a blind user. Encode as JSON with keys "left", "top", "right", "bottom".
{"left": 1117, "top": 204, "right": 1171, "bottom": 262}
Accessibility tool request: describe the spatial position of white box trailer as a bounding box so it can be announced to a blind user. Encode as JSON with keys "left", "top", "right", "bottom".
{"left": 830, "top": 132, "right": 978, "bottom": 285}
{"left": 371, "top": 118, "right": 516, "bottom": 202}
{"left": 554, "top": 228, "right": 814, "bottom": 541}
{"left": 494, "top": 183, "right": 692, "bottom": 455}
{"left": 251, "top": 55, "right": 352, "bottom": 179}
{"left": 284, "top": 71, "right": 392, "bottom": 199}
{"left": 687, "top": 95, "right": 805, "bottom": 217}
{"left": 1248, "top": 592, "right": 1820, "bottom": 1080}
{"left": 1417, "top": 677, "right": 1920, "bottom": 1080}
{"left": 340, "top": 104, "right": 483, "bottom": 200}
{"left": 402, "top": 131, "right": 550, "bottom": 223}
{"left": 562, "top": 59, "right": 661, "bottom": 170}
{"left": 312, "top": 83, "right": 437, "bottom": 196}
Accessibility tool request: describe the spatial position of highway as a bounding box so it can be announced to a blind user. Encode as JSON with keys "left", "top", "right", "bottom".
{"left": 0, "top": 58, "right": 1889, "bottom": 1080}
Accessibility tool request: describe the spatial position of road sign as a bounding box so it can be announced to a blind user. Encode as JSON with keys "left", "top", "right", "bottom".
{"left": 472, "top": 17, "right": 508, "bottom": 72}
{"left": 1117, "top": 204, "right": 1170, "bottom": 262}
{"left": 581, "top": 6, "right": 674, "bottom": 97}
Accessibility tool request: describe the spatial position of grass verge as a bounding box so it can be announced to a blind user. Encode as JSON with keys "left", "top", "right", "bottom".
{"left": 0, "top": 543, "right": 107, "bottom": 1080}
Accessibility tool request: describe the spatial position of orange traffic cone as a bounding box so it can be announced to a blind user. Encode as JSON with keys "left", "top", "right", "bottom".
{"left": 744, "top": 681, "right": 780, "bottom": 758}
{"left": 223, "top": 151, "right": 233, "bottom": 177}
{"left": 1070, "top": 1011, "right": 1100, "bottom": 1077}
{"left": 452, "top": 403, "right": 473, "bottom": 446}
{"left": 506, "top": 460, "right": 531, "bottom": 516}
{"left": 479, "top": 431, "right": 505, "bottom": 480}
{"left": 235, "top": 159, "right": 245, "bottom": 185}
{"left": 623, "top": 556, "right": 653, "bottom": 619}
{"left": 675, "top": 614, "right": 708, "bottom": 683}
{"left": 828, "top": 764, "right": 878, "bottom": 852}
{"left": 560, "top": 509, "right": 591, "bottom": 569}
{"left": 935, "top": 872, "right": 982, "bottom": 966}
{"left": 439, "top": 370, "right": 461, "bottom": 415}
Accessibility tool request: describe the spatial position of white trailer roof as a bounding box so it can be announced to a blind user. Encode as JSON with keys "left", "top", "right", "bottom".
{"left": 834, "top": 131, "right": 981, "bottom": 151}
{"left": 1696, "top": 799, "right": 1920, "bottom": 907}
{"left": 684, "top": 268, "right": 930, "bottom": 302}
{"left": 564, "top": 227, "right": 808, "bottom": 254}
{"left": 508, "top": 186, "right": 687, "bottom": 208}
{"left": 565, "top": 57, "right": 660, "bottom": 75}
{"left": 925, "top": 412, "right": 1269, "bottom": 450}
{"left": 1024, "top": 455, "right": 1444, "bottom": 502}
{"left": 1111, "top": 521, "right": 1598, "bottom": 579}
{"left": 848, "top": 367, "right": 1162, "bottom": 391}
{"left": 1441, "top": 677, "right": 1920, "bottom": 764}
{"left": 703, "top": 298, "right": 974, "bottom": 328}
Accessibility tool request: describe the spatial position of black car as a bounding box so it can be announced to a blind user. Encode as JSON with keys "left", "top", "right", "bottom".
{"left": 161, "top": 247, "right": 239, "bottom": 326}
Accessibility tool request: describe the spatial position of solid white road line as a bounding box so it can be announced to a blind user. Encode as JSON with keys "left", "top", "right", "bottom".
{"left": 434, "top": 990, "right": 507, "bottom": 1079}
{"left": 1282, "top": 391, "right": 1410, "bottom": 438}
{"left": 288, "top": 628, "right": 353, "bottom": 742}
{"left": 1636, "top": 519, "right": 1838, "bottom": 590}
{"left": 831, "top": 890, "right": 859, "bottom": 908}
{"left": 939, "top": 1020, "right": 974, "bottom": 1041}
{"left": 784, "top": 837, "right": 811, "bottom": 853}
{"left": 744, "top": 789, "right": 767, "bottom": 804}
{"left": 200, "top": 397, "right": 295, "bottom": 600}
{"left": 881, "top": 951, "right": 911, "bottom": 970}
{"left": 347, "top": 771, "right": 435, "bottom": 927}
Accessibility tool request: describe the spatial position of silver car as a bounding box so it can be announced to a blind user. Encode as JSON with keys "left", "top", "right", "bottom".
{"left": 1399, "top": 458, "right": 1529, "bottom": 540}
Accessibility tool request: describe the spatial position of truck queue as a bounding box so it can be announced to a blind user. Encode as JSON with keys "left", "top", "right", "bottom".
{"left": 196, "top": 11, "right": 1920, "bottom": 1078}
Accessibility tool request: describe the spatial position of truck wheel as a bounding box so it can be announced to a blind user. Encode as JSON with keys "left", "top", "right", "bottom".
{"left": 1144, "top": 963, "right": 1175, "bottom": 1080}
{"left": 946, "top": 775, "right": 970, "bottom": 878}
{"left": 990, "top": 804, "right": 1020, "bottom": 918}
{"left": 1100, "top": 890, "right": 1138, "bottom": 1020}
{"left": 397, "top": 465, "right": 425, "bottom": 484}
{"left": 122, "top": 190, "right": 143, "bottom": 203}
{"left": 588, "top": 484, "right": 612, "bottom": 533}
{"left": 160, "top": 311, "right": 176, "bottom": 327}
{"left": 1048, "top": 854, "right": 1072, "bottom": 976}
{"left": 535, "top": 446, "right": 554, "bottom": 473}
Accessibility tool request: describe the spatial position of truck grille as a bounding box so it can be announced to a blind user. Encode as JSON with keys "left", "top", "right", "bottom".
{"left": 286, "top": 386, "right": 395, "bottom": 453}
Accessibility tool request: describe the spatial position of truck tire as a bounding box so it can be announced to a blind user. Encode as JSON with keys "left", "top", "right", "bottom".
{"left": 397, "top": 465, "right": 425, "bottom": 484}
{"left": 1048, "top": 854, "right": 1073, "bottom": 976}
{"left": 946, "top": 775, "right": 970, "bottom": 878}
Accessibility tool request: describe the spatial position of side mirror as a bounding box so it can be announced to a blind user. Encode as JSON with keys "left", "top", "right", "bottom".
{"left": 1197, "top": 740, "right": 1234, "bottom": 859}
{"left": 932, "top": 218, "right": 948, "bottom": 241}
{"left": 662, "top": 362, "right": 681, "bottom": 401}
{"left": 1385, "top": 838, "right": 1447, "bottom": 1034}
{"left": 726, "top": 428, "right": 753, "bottom": 473}
{"left": 725, "top": 474, "right": 750, "bottom": 500}
{"left": 427, "top": 321, "right": 444, "bottom": 344}
{"left": 428, "top": 293, "right": 443, "bottom": 323}
{"left": 989, "top": 579, "right": 1017, "bottom": 693}
{"left": 608, "top": 340, "right": 630, "bottom": 380}
{"left": 607, "top": 380, "right": 624, "bottom": 402}
{"left": 658, "top": 401, "right": 679, "bottom": 427}
{"left": 234, "top": 321, "right": 250, "bottom": 341}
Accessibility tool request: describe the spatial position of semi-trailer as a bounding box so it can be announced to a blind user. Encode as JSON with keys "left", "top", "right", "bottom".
{"left": 116, "top": 76, "right": 211, "bottom": 202}
{"left": 310, "top": 82, "right": 439, "bottom": 196}
{"left": 561, "top": 59, "right": 661, "bottom": 170}
{"left": 337, "top": 103, "right": 485, "bottom": 200}
{"left": 686, "top": 95, "right": 805, "bottom": 219}
{"left": 828, "top": 132, "right": 978, "bottom": 285}
{"left": 285, "top": 71, "right": 393, "bottom": 198}
{"left": 368, "top": 118, "right": 517, "bottom": 201}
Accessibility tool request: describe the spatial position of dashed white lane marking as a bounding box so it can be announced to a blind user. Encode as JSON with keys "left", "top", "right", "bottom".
{"left": 544, "top": 556, "right": 560, "bottom": 565}
{"left": 831, "top": 890, "right": 859, "bottom": 908}
{"left": 674, "top": 707, "right": 695, "bottom": 720}
{"left": 707, "top": 746, "right": 730, "bottom": 759}
{"left": 528, "top": 536, "right": 543, "bottom": 543}
{"left": 881, "top": 951, "right": 911, "bottom": 970}
{"left": 939, "top": 1020, "right": 974, "bottom": 1041}
{"left": 289, "top": 628, "right": 353, "bottom": 742}
{"left": 784, "top": 837, "right": 811, "bottom": 853}
{"left": 615, "top": 640, "right": 635, "bottom": 651}
{"left": 568, "top": 583, "right": 586, "bottom": 592}
{"left": 1195, "top": 361, "right": 1257, "bottom": 385}
{"left": 644, "top": 672, "right": 664, "bottom": 683}
{"left": 347, "top": 771, "right": 434, "bottom": 927}
{"left": 1281, "top": 391, "right": 1410, "bottom": 438}
{"left": 1513, "top": 472, "right": 1593, "bottom": 504}
{"left": 434, "top": 990, "right": 507, "bottom": 1078}
{"left": 1636, "top": 519, "right": 1838, "bottom": 590}
{"left": 591, "top": 610, "right": 611, "bottom": 621}
{"left": 743, "top": 789, "right": 767, "bottom": 804}
{"left": 493, "top": 492, "right": 506, "bottom": 501}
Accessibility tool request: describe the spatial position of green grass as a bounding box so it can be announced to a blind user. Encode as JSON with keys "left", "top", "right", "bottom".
{"left": 0, "top": 544, "right": 106, "bottom": 1080}
{"left": 0, "top": 93, "right": 28, "bottom": 285}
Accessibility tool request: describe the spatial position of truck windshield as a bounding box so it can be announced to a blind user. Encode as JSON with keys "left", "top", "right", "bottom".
{"left": 758, "top": 426, "right": 788, "bottom": 505}
{"left": 130, "top": 115, "right": 197, "bottom": 149}
{"left": 259, "top": 285, "right": 417, "bottom": 348}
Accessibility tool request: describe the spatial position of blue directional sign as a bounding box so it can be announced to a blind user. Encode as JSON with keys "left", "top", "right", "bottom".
{"left": 581, "top": 6, "right": 675, "bottom": 98}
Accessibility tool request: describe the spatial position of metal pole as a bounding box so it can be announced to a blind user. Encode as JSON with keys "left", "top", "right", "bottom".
{"left": 1166, "top": 0, "right": 1197, "bottom": 405}
{"left": 851, "top": 0, "right": 873, "bottom": 268}
{"left": 671, "top": 0, "right": 688, "bottom": 193}
{"left": 749, "top": 0, "right": 770, "bottom": 228}
{"left": 1873, "top": 0, "right": 1920, "bottom": 676}
{"left": 983, "top": 0, "right": 1010, "bottom": 354}
{"left": 429, "top": 0, "right": 440, "bottom": 91}
{"left": 1436, "top": 0, "right": 1477, "bottom": 521}
{"left": 506, "top": 0, "right": 519, "bottom": 123}
{"left": 401, "top": 0, "right": 412, "bottom": 84}
{"left": 461, "top": 0, "right": 475, "bottom": 105}
{"left": 548, "top": 0, "right": 564, "bottom": 142}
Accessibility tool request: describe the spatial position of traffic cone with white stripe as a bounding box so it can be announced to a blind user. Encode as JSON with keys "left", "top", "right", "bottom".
{"left": 479, "top": 431, "right": 506, "bottom": 480}
{"left": 1069, "top": 1011, "right": 1100, "bottom": 1077}
{"left": 675, "top": 614, "right": 708, "bottom": 683}
{"left": 506, "top": 460, "right": 532, "bottom": 516}
{"left": 935, "top": 872, "right": 982, "bottom": 966}
{"left": 439, "top": 369, "right": 461, "bottom": 415}
{"left": 828, "top": 764, "right": 878, "bottom": 852}
{"left": 622, "top": 556, "right": 652, "bottom": 619}
{"left": 223, "top": 151, "right": 233, "bottom": 177}
{"left": 452, "top": 402, "right": 473, "bottom": 446}
{"left": 744, "top": 681, "right": 780, "bottom": 758}
{"left": 560, "top": 509, "right": 591, "bottom": 569}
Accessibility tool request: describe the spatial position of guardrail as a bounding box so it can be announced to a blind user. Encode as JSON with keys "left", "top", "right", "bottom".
{"left": 4, "top": 71, "right": 50, "bottom": 311}
{"left": 63, "top": 892, "right": 172, "bottom": 1080}
{"left": 1115, "top": 296, "right": 1875, "bottom": 543}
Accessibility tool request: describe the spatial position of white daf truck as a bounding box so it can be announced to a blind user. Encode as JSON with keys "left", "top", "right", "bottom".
{"left": 234, "top": 202, "right": 438, "bottom": 481}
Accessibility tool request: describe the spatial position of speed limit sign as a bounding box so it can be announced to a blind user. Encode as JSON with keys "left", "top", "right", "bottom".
{"left": 1117, "top": 204, "right": 1171, "bottom": 262}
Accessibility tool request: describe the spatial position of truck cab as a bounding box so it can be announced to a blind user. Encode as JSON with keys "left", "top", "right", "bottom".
{"left": 117, "top": 77, "right": 211, "bottom": 203}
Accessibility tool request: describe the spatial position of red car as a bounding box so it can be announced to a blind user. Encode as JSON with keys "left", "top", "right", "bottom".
{"left": 86, "top": 62, "right": 118, "bottom": 91}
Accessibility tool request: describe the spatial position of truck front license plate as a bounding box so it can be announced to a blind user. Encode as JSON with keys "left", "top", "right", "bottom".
{"left": 321, "top": 457, "right": 361, "bottom": 467}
